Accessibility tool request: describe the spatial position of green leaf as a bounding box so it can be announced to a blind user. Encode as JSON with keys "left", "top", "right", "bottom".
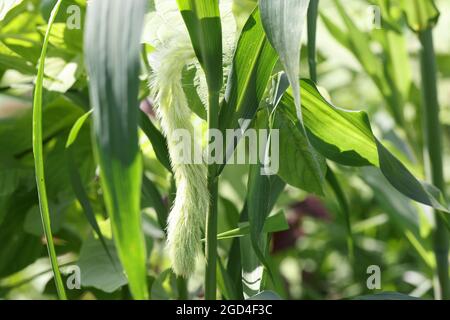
{"left": 65, "top": 110, "right": 111, "bottom": 260}
{"left": 400, "top": 0, "right": 440, "bottom": 32}
{"left": 181, "top": 65, "right": 207, "bottom": 120}
{"left": 280, "top": 79, "right": 449, "bottom": 213}
{"left": 219, "top": 8, "right": 277, "bottom": 134}
{"left": 226, "top": 235, "right": 244, "bottom": 299}
{"left": 0, "top": 190, "right": 43, "bottom": 278}
{"left": 0, "top": 164, "right": 22, "bottom": 197}
{"left": 176, "top": 0, "right": 223, "bottom": 92}
{"left": 31, "top": 0, "right": 66, "bottom": 300}
{"left": 273, "top": 102, "right": 326, "bottom": 194}
{"left": 285, "top": 82, "right": 377, "bottom": 167}
{"left": 77, "top": 236, "right": 127, "bottom": 293}
{"left": 65, "top": 110, "right": 92, "bottom": 149}
{"left": 43, "top": 54, "right": 81, "bottom": 93}
{"left": 141, "top": 173, "right": 168, "bottom": 231}
{"left": 267, "top": 73, "right": 326, "bottom": 194}
{"left": 37, "top": 22, "right": 83, "bottom": 54}
{"left": 246, "top": 161, "right": 285, "bottom": 280}
{"left": 0, "top": 0, "right": 23, "bottom": 21}
{"left": 84, "top": 0, "right": 149, "bottom": 299}
{"left": 0, "top": 43, "right": 35, "bottom": 74}
{"left": 214, "top": 210, "right": 288, "bottom": 240}
{"left": 23, "top": 204, "right": 63, "bottom": 236}
{"left": 259, "top": 1, "right": 326, "bottom": 194}
{"left": 217, "top": 257, "right": 239, "bottom": 299}
{"left": 240, "top": 232, "right": 266, "bottom": 298}
{"left": 139, "top": 111, "right": 172, "bottom": 173}
{"left": 0, "top": 98, "right": 83, "bottom": 157}
{"left": 260, "top": 0, "right": 310, "bottom": 130}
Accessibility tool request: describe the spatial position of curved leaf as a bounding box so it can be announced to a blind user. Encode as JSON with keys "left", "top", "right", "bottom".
{"left": 280, "top": 80, "right": 449, "bottom": 213}
{"left": 219, "top": 8, "right": 277, "bottom": 133}
{"left": 401, "top": 0, "right": 440, "bottom": 32}
{"left": 260, "top": 0, "right": 310, "bottom": 128}
{"left": 65, "top": 110, "right": 92, "bottom": 149}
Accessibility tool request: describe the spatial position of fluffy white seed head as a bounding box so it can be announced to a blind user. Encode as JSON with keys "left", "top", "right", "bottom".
{"left": 149, "top": 33, "right": 208, "bottom": 277}
{"left": 146, "top": 0, "right": 236, "bottom": 277}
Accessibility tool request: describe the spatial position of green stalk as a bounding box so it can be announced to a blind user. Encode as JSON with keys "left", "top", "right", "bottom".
{"left": 307, "top": 0, "right": 319, "bottom": 83}
{"left": 205, "top": 90, "right": 220, "bottom": 300}
{"left": 32, "top": 0, "right": 66, "bottom": 300}
{"left": 177, "top": 276, "right": 188, "bottom": 300}
{"left": 418, "top": 28, "right": 449, "bottom": 299}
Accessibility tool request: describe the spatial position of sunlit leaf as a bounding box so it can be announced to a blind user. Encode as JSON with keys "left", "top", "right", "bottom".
{"left": 281, "top": 80, "right": 450, "bottom": 213}
{"left": 400, "top": 0, "right": 440, "bottom": 32}
{"left": 84, "top": 0, "right": 149, "bottom": 300}
{"left": 176, "top": 0, "right": 223, "bottom": 91}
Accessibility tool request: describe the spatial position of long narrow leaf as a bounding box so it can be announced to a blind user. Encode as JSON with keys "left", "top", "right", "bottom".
{"left": 65, "top": 110, "right": 112, "bottom": 262}
{"left": 259, "top": 0, "right": 310, "bottom": 129}
{"left": 32, "top": 0, "right": 66, "bottom": 300}
{"left": 220, "top": 8, "right": 277, "bottom": 130}
{"left": 84, "top": 0, "right": 149, "bottom": 299}
{"left": 141, "top": 174, "right": 168, "bottom": 231}
{"left": 176, "top": 0, "right": 223, "bottom": 92}
{"left": 139, "top": 111, "right": 172, "bottom": 173}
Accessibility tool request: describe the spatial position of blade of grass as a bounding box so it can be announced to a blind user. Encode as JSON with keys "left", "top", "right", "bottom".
{"left": 84, "top": 0, "right": 149, "bottom": 299}
{"left": 307, "top": 0, "right": 319, "bottom": 83}
{"left": 218, "top": 8, "right": 278, "bottom": 176}
{"left": 139, "top": 110, "right": 172, "bottom": 173}
{"left": 141, "top": 174, "right": 168, "bottom": 232}
{"left": 32, "top": 0, "right": 66, "bottom": 300}
{"left": 65, "top": 110, "right": 113, "bottom": 263}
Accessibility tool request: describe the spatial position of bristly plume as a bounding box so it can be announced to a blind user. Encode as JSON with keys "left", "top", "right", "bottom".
{"left": 148, "top": 35, "right": 208, "bottom": 277}
{"left": 146, "top": 0, "right": 235, "bottom": 277}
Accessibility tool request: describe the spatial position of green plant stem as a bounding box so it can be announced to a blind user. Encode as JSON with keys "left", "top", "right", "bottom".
{"left": 307, "top": 0, "right": 319, "bottom": 83}
{"left": 205, "top": 90, "right": 220, "bottom": 300}
{"left": 32, "top": 0, "right": 66, "bottom": 300}
{"left": 177, "top": 276, "right": 188, "bottom": 300}
{"left": 418, "top": 28, "right": 449, "bottom": 300}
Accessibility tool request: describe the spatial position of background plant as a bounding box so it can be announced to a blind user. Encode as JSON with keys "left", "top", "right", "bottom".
{"left": 0, "top": 0, "right": 449, "bottom": 300}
